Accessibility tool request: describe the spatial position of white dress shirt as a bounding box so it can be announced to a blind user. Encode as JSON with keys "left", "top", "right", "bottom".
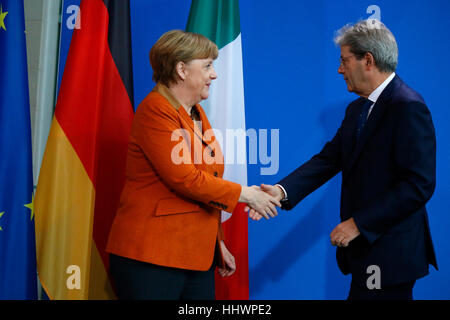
{"left": 366, "top": 72, "right": 396, "bottom": 117}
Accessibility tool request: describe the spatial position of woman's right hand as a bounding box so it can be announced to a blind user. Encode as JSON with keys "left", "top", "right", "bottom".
{"left": 239, "top": 185, "right": 281, "bottom": 220}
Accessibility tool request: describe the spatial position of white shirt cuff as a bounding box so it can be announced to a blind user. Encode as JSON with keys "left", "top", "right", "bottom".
{"left": 275, "top": 184, "right": 288, "bottom": 200}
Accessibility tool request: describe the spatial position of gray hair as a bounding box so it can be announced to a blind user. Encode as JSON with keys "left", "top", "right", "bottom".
{"left": 334, "top": 19, "right": 398, "bottom": 73}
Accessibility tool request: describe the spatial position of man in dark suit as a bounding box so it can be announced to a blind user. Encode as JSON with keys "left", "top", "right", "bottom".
{"left": 249, "top": 20, "right": 438, "bottom": 300}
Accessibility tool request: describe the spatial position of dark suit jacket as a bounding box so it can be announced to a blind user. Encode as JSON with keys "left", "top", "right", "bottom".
{"left": 279, "top": 75, "right": 438, "bottom": 287}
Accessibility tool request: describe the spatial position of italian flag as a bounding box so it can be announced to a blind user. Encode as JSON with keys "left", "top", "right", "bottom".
{"left": 186, "top": 0, "right": 249, "bottom": 300}
{"left": 34, "top": 0, "right": 134, "bottom": 299}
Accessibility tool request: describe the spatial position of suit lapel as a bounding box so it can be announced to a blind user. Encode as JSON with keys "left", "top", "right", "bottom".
{"left": 153, "top": 83, "right": 214, "bottom": 148}
{"left": 196, "top": 105, "right": 217, "bottom": 145}
{"left": 178, "top": 105, "right": 204, "bottom": 141}
{"left": 343, "top": 75, "right": 402, "bottom": 180}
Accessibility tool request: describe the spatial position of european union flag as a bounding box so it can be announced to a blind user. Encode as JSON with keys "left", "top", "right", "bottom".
{"left": 0, "top": 0, "right": 37, "bottom": 299}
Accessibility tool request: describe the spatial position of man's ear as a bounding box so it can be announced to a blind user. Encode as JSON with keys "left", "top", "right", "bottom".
{"left": 176, "top": 61, "right": 187, "bottom": 81}
{"left": 365, "top": 52, "right": 375, "bottom": 68}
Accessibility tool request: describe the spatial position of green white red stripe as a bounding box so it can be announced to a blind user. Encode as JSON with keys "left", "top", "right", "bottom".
{"left": 186, "top": 0, "right": 249, "bottom": 300}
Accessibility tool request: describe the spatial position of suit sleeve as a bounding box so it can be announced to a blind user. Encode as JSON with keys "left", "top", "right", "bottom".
{"left": 133, "top": 98, "right": 242, "bottom": 213}
{"left": 353, "top": 101, "right": 436, "bottom": 244}
{"left": 277, "top": 119, "right": 344, "bottom": 210}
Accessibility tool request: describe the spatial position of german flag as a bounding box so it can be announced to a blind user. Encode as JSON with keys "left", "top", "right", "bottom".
{"left": 35, "top": 0, "right": 134, "bottom": 299}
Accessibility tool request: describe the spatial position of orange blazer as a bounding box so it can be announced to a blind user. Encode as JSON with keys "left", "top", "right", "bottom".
{"left": 106, "top": 83, "right": 241, "bottom": 271}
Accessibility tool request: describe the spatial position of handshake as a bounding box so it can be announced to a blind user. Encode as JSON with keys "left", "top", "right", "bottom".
{"left": 240, "top": 184, "right": 285, "bottom": 221}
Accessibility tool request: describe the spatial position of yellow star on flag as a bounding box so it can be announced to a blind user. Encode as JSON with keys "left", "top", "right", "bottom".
{"left": 0, "top": 4, "right": 8, "bottom": 31}
{"left": 0, "top": 212, "right": 4, "bottom": 231}
{"left": 24, "top": 194, "right": 35, "bottom": 221}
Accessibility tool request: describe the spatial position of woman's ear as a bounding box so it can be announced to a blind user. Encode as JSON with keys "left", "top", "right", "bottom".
{"left": 176, "top": 61, "right": 187, "bottom": 81}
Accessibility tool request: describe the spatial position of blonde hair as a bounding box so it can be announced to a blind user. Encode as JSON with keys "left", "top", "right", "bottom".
{"left": 150, "top": 30, "right": 218, "bottom": 86}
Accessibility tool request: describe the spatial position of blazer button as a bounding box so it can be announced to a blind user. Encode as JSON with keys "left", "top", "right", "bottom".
{"left": 210, "top": 150, "right": 215, "bottom": 157}
{"left": 214, "top": 171, "right": 218, "bottom": 177}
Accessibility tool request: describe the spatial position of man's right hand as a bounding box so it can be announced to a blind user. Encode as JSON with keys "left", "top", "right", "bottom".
{"left": 239, "top": 185, "right": 281, "bottom": 220}
{"left": 245, "top": 184, "right": 285, "bottom": 221}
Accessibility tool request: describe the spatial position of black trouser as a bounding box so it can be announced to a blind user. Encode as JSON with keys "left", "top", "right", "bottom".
{"left": 347, "top": 279, "right": 416, "bottom": 301}
{"left": 109, "top": 254, "right": 215, "bottom": 300}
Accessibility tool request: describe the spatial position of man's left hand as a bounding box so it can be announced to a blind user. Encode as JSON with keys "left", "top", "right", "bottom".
{"left": 330, "top": 217, "right": 360, "bottom": 247}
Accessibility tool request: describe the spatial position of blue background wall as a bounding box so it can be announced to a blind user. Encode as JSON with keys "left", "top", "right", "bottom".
{"left": 59, "top": 0, "right": 450, "bottom": 299}
{"left": 240, "top": 0, "right": 450, "bottom": 300}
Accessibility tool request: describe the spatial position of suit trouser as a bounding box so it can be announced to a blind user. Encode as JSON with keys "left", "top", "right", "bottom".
{"left": 347, "top": 279, "right": 416, "bottom": 301}
{"left": 109, "top": 253, "right": 215, "bottom": 300}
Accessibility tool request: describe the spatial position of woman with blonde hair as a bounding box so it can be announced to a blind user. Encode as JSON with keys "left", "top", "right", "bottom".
{"left": 106, "top": 30, "right": 279, "bottom": 300}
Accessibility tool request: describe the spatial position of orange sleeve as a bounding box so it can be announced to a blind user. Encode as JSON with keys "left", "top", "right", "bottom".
{"left": 133, "top": 95, "right": 241, "bottom": 213}
{"left": 218, "top": 220, "right": 225, "bottom": 242}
